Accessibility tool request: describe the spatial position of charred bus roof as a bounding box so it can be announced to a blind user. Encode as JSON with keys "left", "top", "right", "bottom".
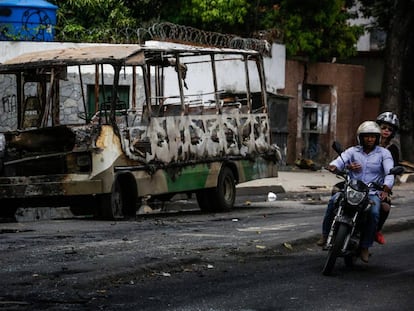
{"left": 0, "top": 44, "right": 261, "bottom": 72}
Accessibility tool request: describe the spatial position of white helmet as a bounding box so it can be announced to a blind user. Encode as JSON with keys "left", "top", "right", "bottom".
{"left": 376, "top": 111, "right": 399, "bottom": 138}
{"left": 356, "top": 121, "right": 381, "bottom": 145}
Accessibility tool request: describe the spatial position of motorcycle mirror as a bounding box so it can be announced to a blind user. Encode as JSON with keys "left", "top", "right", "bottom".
{"left": 332, "top": 141, "right": 344, "bottom": 155}
{"left": 389, "top": 166, "right": 405, "bottom": 176}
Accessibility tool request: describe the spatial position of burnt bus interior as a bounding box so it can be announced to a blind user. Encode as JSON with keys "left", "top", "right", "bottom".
{"left": 1, "top": 68, "right": 98, "bottom": 178}
{"left": 0, "top": 46, "right": 269, "bottom": 178}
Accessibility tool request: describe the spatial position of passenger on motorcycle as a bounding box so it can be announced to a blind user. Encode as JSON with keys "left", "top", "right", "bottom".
{"left": 317, "top": 121, "right": 395, "bottom": 263}
{"left": 375, "top": 112, "right": 400, "bottom": 244}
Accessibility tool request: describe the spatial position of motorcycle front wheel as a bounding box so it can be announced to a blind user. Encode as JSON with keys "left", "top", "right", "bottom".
{"left": 322, "top": 223, "right": 349, "bottom": 276}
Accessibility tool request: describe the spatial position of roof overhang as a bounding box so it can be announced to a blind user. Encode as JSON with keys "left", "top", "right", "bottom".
{"left": 0, "top": 45, "right": 145, "bottom": 72}
{"left": 0, "top": 43, "right": 260, "bottom": 73}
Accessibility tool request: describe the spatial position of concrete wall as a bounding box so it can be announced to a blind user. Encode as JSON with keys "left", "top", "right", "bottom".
{"left": 281, "top": 60, "right": 366, "bottom": 165}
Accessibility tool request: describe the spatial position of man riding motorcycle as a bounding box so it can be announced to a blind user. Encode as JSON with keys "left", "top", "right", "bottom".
{"left": 317, "top": 121, "right": 395, "bottom": 263}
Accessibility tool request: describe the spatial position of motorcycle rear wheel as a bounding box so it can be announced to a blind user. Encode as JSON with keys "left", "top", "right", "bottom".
{"left": 322, "top": 223, "right": 349, "bottom": 276}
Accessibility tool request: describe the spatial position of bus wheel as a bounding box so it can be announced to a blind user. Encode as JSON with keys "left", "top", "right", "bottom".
{"left": 102, "top": 175, "right": 137, "bottom": 220}
{"left": 215, "top": 166, "right": 236, "bottom": 211}
{"left": 196, "top": 189, "right": 213, "bottom": 212}
{"left": 110, "top": 178, "right": 124, "bottom": 219}
{"left": 196, "top": 166, "right": 235, "bottom": 212}
{"left": 0, "top": 199, "right": 19, "bottom": 221}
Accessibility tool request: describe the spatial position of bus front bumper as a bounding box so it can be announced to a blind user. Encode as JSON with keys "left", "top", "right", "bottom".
{"left": 0, "top": 175, "right": 102, "bottom": 199}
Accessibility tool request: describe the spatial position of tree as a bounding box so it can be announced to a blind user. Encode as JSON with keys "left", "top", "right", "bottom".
{"left": 161, "top": 0, "right": 364, "bottom": 62}
{"left": 360, "top": 0, "right": 414, "bottom": 162}
{"left": 256, "top": 0, "right": 364, "bottom": 61}
{"left": 51, "top": 0, "right": 362, "bottom": 61}
{"left": 50, "top": 0, "right": 140, "bottom": 42}
{"left": 159, "top": 0, "right": 251, "bottom": 35}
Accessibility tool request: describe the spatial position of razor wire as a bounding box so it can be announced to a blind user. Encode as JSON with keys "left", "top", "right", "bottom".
{"left": 57, "top": 22, "right": 272, "bottom": 55}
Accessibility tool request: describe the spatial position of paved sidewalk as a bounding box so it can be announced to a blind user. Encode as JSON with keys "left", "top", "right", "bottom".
{"left": 236, "top": 168, "right": 414, "bottom": 196}
{"left": 236, "top": 168, "right": 414, "bottom": 241}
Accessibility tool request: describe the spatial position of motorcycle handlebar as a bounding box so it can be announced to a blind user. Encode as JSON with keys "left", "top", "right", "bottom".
{"left": 324, "top": 166, "right": 347, "bottom": 178}
{"left": 368, "top": 182, "right": 382, "bottom": 190}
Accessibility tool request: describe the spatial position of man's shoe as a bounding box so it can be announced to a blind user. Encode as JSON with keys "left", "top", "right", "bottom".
{"left": 316, "top": 236, "right": 327, "bottom": 247}
{"left": 375, "top": 231, "right": 386, "bottom": 244}
{"left": 360, "top": 248, "right": 369, "bottom": 263}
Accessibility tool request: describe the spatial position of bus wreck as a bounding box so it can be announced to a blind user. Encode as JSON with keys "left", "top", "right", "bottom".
{"left": 0, "top": 43, "right": 280, "bottom": 219}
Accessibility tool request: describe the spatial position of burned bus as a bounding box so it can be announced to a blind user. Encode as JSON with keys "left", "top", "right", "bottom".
{"left": 0, "top": 43, "right": 279, "bottom": 219}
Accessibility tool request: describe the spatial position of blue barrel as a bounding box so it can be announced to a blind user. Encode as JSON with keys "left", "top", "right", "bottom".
{"left": 0, "top": 0, "right": 57, "bottom": 41}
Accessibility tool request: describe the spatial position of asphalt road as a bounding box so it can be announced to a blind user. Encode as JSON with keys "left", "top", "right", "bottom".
{"left": 0, "top": 183, "right": 413, "bottom": 310}
{"left": 1, "top": 228, "right": 412, "bottom": 310}
{"left": 97, "top": 230, "right": 414, "bottom": 311}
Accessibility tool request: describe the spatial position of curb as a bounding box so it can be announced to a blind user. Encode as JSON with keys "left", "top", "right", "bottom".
{"left": 382, "top": 217, "right": 414, "bottom": 234}
{"left": 236, "top": 188, "right": 330, "bottom": 202}
{"left": 400, "top": 173, "right": 414, "bottom": 183}
{"left": 277, "top": 217, "right": 414, "bottom": 252}
{"left": 236, "top": 172, "right": 414, "bottom": 198}
{"left": 236, "top": 184, "right": 286, "bottom": 196}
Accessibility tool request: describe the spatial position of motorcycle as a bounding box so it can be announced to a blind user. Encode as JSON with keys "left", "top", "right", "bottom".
{"left": 322, "top": 141, "right": 404, "bottom": 276}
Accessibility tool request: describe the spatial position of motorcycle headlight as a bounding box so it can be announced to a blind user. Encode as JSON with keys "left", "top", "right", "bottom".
{"left": 346, "top": 186, "right": 367, "bottom": 206}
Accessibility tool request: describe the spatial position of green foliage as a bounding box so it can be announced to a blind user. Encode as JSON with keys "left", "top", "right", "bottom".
{"left": 158, "top": 0, "right": 363, "bottom": 61}
{"left": 50, "top": 0, "right": 138, "bottom": 41}
{"left": 165, "top": 0, "right": 250, "bottom": 33}
{"left": 258, "top": 0, "right": 364, "bottom": 61}
{"left": 50, "top": 0, "right": 364, "bottom": 62}
{"left": 185, "top": 0, "right": 249, "bottom": 25}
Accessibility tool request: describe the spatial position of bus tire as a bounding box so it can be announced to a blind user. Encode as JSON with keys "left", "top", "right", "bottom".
{"left": 196, "top": 188, "right": 214, "bottom": 212}
{"left": 0, "top": 199, "right": 18, "bottom": 221}
{"left": 196, "top": 166, "right": 236, "bottom": 212}
{"left": 101, "top": 174, "right": 137, "bottom": 220}
{"left": 215, "top": 166, "right": 236, "bottom": 212}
